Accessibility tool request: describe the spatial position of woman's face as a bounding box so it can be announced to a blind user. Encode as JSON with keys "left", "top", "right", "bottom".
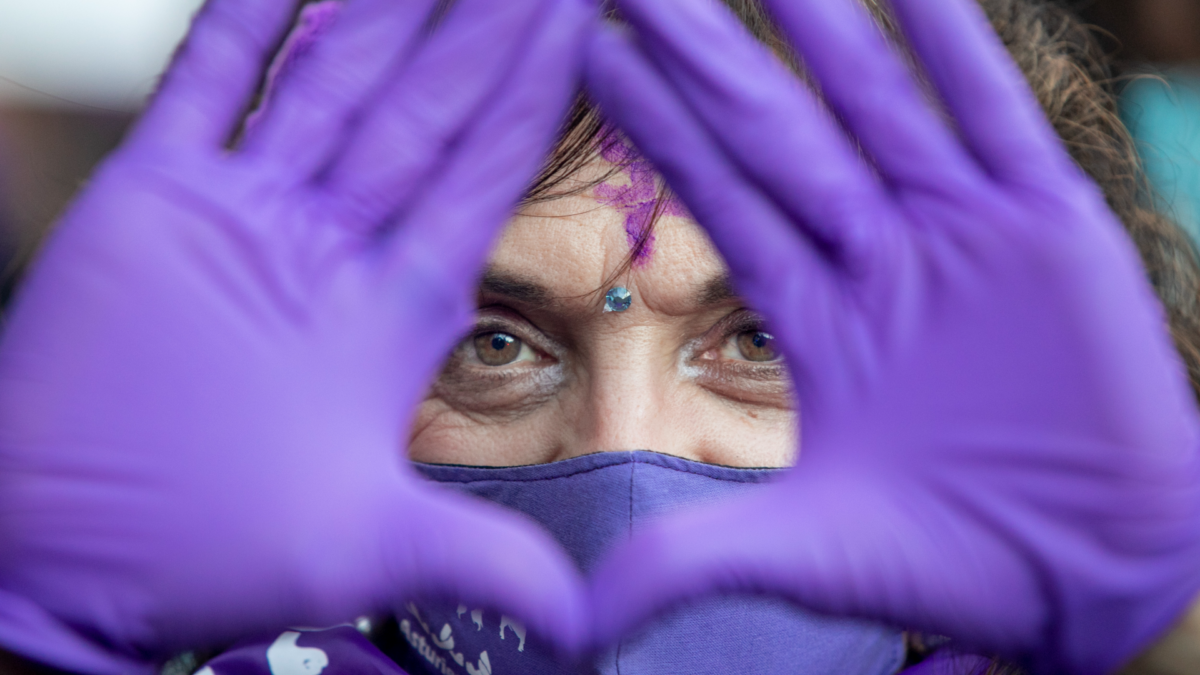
{"left": 408, "top": 163, "right": 798, "bottom": 468}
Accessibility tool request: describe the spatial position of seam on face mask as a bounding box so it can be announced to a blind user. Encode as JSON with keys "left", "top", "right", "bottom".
{"left": 615, "top": 458, "right": 635, "bottom": 675}
{"left": 419, "top": 452, "right": 780, "bottom": 486}
{"left": 422, "top": 464, "right": 625, "bottom": 486}
{"left": 629, "top": 457, "right": 636, "bottom": 541}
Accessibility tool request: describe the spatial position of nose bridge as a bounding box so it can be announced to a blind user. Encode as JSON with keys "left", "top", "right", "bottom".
{"left": 568, "top": 325, "right": 668, "bottom": 458}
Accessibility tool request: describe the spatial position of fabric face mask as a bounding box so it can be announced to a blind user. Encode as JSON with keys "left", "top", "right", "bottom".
{"left": 392, "top": 451, "right": 906, "bottom": 675}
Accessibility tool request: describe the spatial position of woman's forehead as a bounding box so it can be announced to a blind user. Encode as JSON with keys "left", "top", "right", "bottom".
{"left": 491, "top": 195, "right": 732, "bottom": 314}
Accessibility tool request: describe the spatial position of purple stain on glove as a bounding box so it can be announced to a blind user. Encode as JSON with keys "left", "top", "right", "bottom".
{"left": 243, "top": 1, "right": 342, "bottom": 136}
{"left": 594, "top": 128, "right": 687, "bottom": 267}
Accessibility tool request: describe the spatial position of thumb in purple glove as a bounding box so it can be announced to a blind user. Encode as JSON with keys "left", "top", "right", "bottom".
{"left": 0, "top": 0, "right": 592, "bottom": 671}
{"left": 583, "top": 0, "right": 1200, "bottom": 672}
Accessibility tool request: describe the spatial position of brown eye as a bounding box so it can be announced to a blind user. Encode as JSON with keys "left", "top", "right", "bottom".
{"left": 736, "top": 331, "right": 779, "bottom": 362}
{"left": 473, "top": 332, "right": 524, "bottom": 366}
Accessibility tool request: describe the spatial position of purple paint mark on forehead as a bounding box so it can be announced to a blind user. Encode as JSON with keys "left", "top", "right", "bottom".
{"left": 594, "top": 128, "right": 687, "bottom": 268}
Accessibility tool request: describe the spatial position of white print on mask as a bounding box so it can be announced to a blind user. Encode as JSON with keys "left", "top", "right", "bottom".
{"left": 407, "top": 603, "right": 433, "bottom": 634}
{"left": 266, "top": 631, "right": 329, "bottom": 675}
{"left": 498, "top": 616, "right": 526, "bottom": 652}
{"left": 433, "top": 623, "right": 456, "bottom": 650}
{"left": 405, "top": 604, "right": 472, "bottom": 669}
{"left": 457, "top": 603, "right": 484, "bottom": 632}
{"left": 465, "top": 650, "right": 493, "bottom": 675}
{"left": 196, "top": 669, "right": 215, "bottom": 675}
{"left": 404, "top": 601, "right": 528, "bottom": 674}
{"left": 400, "top": 618, "right": 460, "bottom": 675}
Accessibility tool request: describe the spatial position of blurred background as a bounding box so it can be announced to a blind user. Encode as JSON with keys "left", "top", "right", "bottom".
{"left": 0, "top": 0, "right": 203, "bottom": 303}
{"left": 1082, "top": 0, "right": 1200, "bottom": 246}
{"left": 0, "top": 0, "right": 1196, "bottom": 304}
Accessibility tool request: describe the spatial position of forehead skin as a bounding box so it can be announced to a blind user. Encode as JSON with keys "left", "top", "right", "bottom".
{"left": 489, "top": 194, "right": 728, "bottom": 317}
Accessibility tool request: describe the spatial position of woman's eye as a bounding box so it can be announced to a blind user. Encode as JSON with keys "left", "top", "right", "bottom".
{"left": 472, "top": 332, "right": 536, "bottom": 366}
{"left": 723, "top": 330, "right": 781, "bottom": 363}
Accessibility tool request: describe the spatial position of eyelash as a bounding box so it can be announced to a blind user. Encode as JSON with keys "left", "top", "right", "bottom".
{"left": 458, "top": 310, "right": 780, "bottom": 366}
{"left": 435, "top": 307, "right": 790, "bottom": 414}
{"left": 458, "top": 314, "right": 552, "bottom": 371}
{"left": 702, "top": 312, "right": 781, "bottom": 361}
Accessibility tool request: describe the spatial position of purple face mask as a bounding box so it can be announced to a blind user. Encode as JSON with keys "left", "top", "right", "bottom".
{"left": 199, "top": 451, "right": 906, "bottom": 675}
{"left": 392, "top": 451, "right": 906, "bottom": 675}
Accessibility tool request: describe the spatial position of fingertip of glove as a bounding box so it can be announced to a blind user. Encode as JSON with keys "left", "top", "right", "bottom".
{"left": 583, "top": 535, "right": 672, "bottom": 650}
{"left": 385, "top": 488, "right": 590, "bottom": 656}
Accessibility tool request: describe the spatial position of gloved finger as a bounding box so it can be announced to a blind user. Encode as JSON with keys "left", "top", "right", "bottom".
{"left": 759, "top": 0, "right": 979, "bottom": 188}
{"left": 587, "top": 479, "right": 1040, "bottom": 655}
{"left": 132, "top": 0, "right": 298, "bottom": 150}
{"left": 587, "top": 24, "right": 872, "bottom": 406}
{"left": 887, "top": 0, "right": 1069, "bottom": 182}
{"left": 379, "top": 487, "right": 589, "bottom": 657}
{"left": 323, "top": 0, "right": 556, "bottom": 230}
{"left": 374, "top": 0, "right": 591, "bottom": 298}
{"left": 0, "top": 589, "right": 150, "bottom": 675}
{"left": 243, "top": 0, "right": 442, "bottom": 177}
{"left": 586, "top": 489, "right": 805, "bottom": 650}
{"left": 584, "top": 24, "right": 813, "bottom": 305}
{"left": 610, "top": 0, "right": 893, "bottom": 265}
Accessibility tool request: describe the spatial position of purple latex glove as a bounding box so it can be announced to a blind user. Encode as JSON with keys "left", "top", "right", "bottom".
{"left": 0, "top": 0, "right": 591, "bottom": 672}
{"left": 584, "top": 0, "right": 1200, "bottom": 672}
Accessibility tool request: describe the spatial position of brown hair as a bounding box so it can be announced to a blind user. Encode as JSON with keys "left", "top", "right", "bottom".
{"left": 523, "top": 0, "right": 1200, "bottom": 410}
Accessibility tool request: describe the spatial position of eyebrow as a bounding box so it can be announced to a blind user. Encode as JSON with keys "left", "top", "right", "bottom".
{"left": 478, "top": 268, "right": 738, "bottom": 309}
{"left": 478, "top": 268, "right": 552, "bottom": 306}
{"left": 697, "top": 273, "right": 738, "bottom": 306}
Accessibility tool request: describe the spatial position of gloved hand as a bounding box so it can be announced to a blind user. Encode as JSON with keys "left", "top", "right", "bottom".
{"left": 0, "top": 0, "right": 591, "bottom": 672}
{"left": 584, "top": 0, "right": 1200, "bottom": 672}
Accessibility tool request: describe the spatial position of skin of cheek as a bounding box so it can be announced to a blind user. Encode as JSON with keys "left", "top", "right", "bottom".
{"left": 409, "top": 367, "right": 797, "bottom": 467}
{"left": 406, "top": 187, "right": 800, "bottom": 469}
{"left": 676, "top": 341, "right": 800, "bottom": 468}
{"left": 408, "top": 394, "right": 577, "bottom": 467}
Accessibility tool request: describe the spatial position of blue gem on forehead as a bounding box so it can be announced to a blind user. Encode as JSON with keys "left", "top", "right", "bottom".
{"left": 604, "top": 286, "right": 633, "bottom": 313}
